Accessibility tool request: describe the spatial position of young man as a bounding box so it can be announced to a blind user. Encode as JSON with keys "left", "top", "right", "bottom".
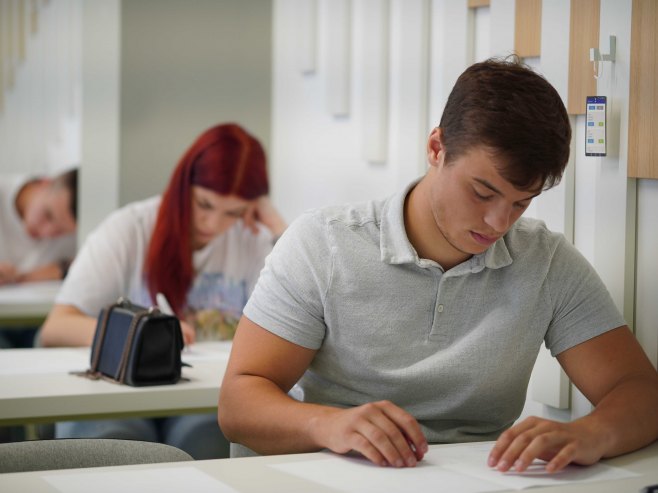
{"left": 218, "top": 59, "right": 658, "bottom": 473}
{"left": 0, "top": 168, "right": 77, "bottom": 349}
{"left": 0, "top": 168, "right": 77, "bottom": 286}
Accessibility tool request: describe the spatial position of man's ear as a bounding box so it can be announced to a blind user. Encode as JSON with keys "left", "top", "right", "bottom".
{"left": 427, "top": 127, "right": 446, "bottom": 169}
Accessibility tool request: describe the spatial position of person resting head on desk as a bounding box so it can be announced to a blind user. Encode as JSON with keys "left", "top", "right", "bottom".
{"left": 39, "top": 123, "right": 287, "bottom": 459}
{"left": 218, "top": 57, "right": 658, "bottom": 473}
{"left": 0, "top": 167, "right": 77, "bottom": 286}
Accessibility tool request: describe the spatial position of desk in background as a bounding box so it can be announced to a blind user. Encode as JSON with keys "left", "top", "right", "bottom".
{"left": 0, "top": 342, "right": 231, "bottom": 427}
{"left": 0, "top": 280, "right": 61, "bottom": 328}
{"left": 1, "top": 441, "right": 657, "bottom": 493}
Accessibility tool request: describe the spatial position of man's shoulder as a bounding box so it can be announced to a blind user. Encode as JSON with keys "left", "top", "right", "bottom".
{"left": 504, "top": 217, "right": 568, "bottom": 260}
{"left": 507, "top": 217, "right": 564, "bottom": 243}
{"left": 298, "top": 198, "right": 384, "bottom": 230}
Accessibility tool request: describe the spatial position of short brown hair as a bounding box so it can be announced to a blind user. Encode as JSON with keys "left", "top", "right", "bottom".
{"left": 438, "top": 56, "right": 571, "bottom": 190}
{"left": 53, "top": 168, "right": 78, "bottom": 220}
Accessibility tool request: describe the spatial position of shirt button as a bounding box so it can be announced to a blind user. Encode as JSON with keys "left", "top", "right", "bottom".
{"left": 437, "top": 304, "right": 444, "bottom": 313}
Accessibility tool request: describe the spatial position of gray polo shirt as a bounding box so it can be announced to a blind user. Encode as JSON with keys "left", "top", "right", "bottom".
{"left": 244, "top": 182, "right": 626, "bottom": 443}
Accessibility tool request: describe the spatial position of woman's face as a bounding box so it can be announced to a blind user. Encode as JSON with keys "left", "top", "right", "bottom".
{"left": 190, "top": 186, "right": 252, "bottom": 250}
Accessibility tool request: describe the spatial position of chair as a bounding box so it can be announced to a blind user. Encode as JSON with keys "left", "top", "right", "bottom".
{"left": 0, "top": 438, "right": 193, "bottom": 473}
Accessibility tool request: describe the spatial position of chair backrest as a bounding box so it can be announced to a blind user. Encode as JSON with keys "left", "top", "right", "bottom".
{"left": 0, "top": 438, "right": 193, "bottom": 473}
{"left": 229, "top": 442, "right": 260, "bottom": 458}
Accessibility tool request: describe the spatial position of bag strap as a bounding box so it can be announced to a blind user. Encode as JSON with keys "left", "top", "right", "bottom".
{"left": 117, "top": 307, "right": 157, "bottom": 384}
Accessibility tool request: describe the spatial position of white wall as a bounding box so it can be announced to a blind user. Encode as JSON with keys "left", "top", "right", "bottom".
{"left": 271, "top": 0, "right": 431, "bottom": 222}
{"left": 0, "top": 0, "right": 82, "bottom": 176}
{"left": 118, "top": 0, "right": 273, "bottom": 207}
{"left": 81, "top": 0, "right": 272, "bottom": 239}
{"left": 3, "top": 0, "right": 272, "bottom": 242}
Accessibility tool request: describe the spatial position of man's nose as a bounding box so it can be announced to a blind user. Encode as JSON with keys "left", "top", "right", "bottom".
{"left": 484, "top": 204, "right": 512, "bottom": 234}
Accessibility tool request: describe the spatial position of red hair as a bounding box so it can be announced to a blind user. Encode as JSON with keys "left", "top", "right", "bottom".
{"left": 144, "top": 123, "right": 269, "bottom": 315}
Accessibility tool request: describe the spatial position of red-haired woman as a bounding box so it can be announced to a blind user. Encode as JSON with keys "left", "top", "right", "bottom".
{"left": 40, "top": 123, "right": 287, "bottom": 459}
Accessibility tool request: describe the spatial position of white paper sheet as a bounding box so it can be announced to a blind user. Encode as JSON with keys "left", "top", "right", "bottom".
{"left": 435, "top": 442, "right": 639, "bottom": 490}
{"left": 271, "top": 453, "right": 502, "bottom": 493}
{"left": 270, "top": 442, "right": 639, "bottom": 493}
{"left": 43, "top": 466, "right": 239, "bottom": 493}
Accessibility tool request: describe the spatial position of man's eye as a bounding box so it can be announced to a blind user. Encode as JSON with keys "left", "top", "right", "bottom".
{"left": 474, "top": 191, "right": 493, "bottom": 201}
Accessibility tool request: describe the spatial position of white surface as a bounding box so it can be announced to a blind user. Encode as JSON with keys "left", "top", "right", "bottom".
{"left": 0, "top": 348, "right": 88, "bottom": 376}
{"left": 0, "top": 280, "right": 62, "bottom": 318}
{"left": 0, "top": 280, "right": 62, "bottom": 304}
{"left": 44, "top": 467, "right": 238, "bottom": 493}
{"left": 271, "top": 442, "right": 638, "bottom": 493}
{"left": 0, "top": 342, "right": 231, "bottom": 424}
{"left": 2, "top": 441, "right": 657, "bottom": 493}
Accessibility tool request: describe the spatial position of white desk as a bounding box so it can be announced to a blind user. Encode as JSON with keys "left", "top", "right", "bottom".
{"left": 1, "top": 441, "right": 657, "bottom": 493}
{"left": 0, "top": 280, "right": 61, "bottom": 326}
{"left": 0, "top": 342, "right": 231, "bottom": 426}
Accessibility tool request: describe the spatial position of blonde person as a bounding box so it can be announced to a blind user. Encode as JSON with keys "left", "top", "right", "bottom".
{"left": 41, "top": 123, "right": 286, "bottom": 459}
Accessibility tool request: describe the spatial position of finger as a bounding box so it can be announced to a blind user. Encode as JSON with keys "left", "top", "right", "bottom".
{"left": 494, "top": 429, "right": 543, "bottom": 471}
{"left": 180, "top": 322, "right": 196, "bottom": 346}
{"left": 355, "top": 418, "right": 408, "bottom": 467}
{"left": 243, "top": 203, "right": 261, "bottom": 232}
{"left": 349, "top": 432, "right": 387, "bottom": 467}
{"left": 502, "top": 430, "right": 565, "bottom": 473}
{"left": 379, "top": 402, "right": 428, "bottom": 461}
{"left": 488, "top": 417, "right": 539, "bottom": 467}
{"left": 542, "top": 442, "right": 577, "bottom": 473}
{"left": 367, "top": 413, "right": 418, "bottom": 467}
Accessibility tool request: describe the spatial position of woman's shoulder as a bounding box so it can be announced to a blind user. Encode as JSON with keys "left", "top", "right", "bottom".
{"left": 87, "top": 196, "right": 160, "bottom": 242}
{"left": 96, "top": 196, "right": 161, "bottom": 234}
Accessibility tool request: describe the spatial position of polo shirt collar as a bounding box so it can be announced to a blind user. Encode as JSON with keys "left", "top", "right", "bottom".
{"left": 379, "top": 180, "right": 513, "bottom": 272}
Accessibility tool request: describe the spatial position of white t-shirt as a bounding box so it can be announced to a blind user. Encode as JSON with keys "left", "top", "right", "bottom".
{"left": 0, "top": 174, "right": 76, "bottom": 272}
{"left": 57, "top": 196, "right": 273, "bottom": 341}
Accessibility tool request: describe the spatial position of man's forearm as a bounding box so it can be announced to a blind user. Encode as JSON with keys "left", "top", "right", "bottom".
{"left": 219, "top": 374, "right": 334, "bottom": 455}
{"left": 587, "top": 374, "right": 658, "bottom": 458}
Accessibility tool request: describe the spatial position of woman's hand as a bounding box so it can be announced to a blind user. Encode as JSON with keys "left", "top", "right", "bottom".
{"left": 0, "top": 262, "right": 19, "bottom": 285}
{"left": 179, "top": 320, "right": 197, "bottom": 346}
{"left": 243, "top": 196, "right": 287, "bottom": 238}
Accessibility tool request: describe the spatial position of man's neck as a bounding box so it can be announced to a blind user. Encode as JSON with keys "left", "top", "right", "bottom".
{"left": 403, "top": 179, "right": 472, "bottom": 270}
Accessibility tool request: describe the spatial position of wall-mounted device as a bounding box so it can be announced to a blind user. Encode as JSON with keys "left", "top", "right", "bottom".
{"left": 590, "top": 35, "right": 616, "bottom": 79}
{"left": 585, "top": 96, "right": 607, "bottom": 157}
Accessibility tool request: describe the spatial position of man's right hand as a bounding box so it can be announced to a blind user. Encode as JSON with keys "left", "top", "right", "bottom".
{"left": 311, "top": 400, "right": 428, "bottom": 467}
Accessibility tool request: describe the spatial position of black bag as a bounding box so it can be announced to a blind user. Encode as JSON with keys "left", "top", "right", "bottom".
{"left": 81, "top": 298, "right": 184, "bottom": 386}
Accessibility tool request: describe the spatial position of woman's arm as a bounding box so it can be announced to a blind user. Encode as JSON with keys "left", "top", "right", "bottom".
{"left": 17, "top": 260, "right": 69, "bottom": 283}
{"left": 40, "top": 304, "right": 97, "bottom": 347}
{"left": 243, "top": 196, "right": 287, "bottom": 238}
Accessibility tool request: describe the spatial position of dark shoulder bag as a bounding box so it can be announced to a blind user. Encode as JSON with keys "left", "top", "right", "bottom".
{"left": 80, "top": 298, "right": 184, "bottom": 386}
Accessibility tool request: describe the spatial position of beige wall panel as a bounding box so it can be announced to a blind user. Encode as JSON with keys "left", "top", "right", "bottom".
{"left": 567, "top": 0, "right": 599, "bottom": 115}
{"left": 515, "top": 0, "right": 542, "bottom": 57}
{"left": 628, "top": 0, "right": 658, "bottom": 179}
